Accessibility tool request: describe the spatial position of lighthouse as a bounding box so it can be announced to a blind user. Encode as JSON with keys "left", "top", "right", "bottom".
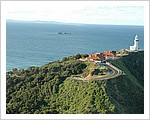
{"left": 130, "top": 35, "right": 139, "bottom": 51}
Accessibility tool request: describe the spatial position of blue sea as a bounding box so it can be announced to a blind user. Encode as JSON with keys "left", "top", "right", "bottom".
{"left": 6, "top": 20, "right": 144, "bottom": 71}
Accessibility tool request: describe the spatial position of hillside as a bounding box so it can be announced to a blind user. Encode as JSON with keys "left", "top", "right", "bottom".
{"left": 107, "top": 51, "right": 144, "bottom": 114}
{"left": 6, "top": 51, "right": 144, "bottom": 114}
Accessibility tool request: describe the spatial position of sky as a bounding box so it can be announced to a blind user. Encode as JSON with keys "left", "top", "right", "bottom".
{"left": 3, "top": 1, "right": 144, "bottom": 25}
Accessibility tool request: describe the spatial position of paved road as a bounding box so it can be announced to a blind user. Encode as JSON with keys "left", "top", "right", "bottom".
{"left": 73, "top": 62, "right": 123, "bottom": 81}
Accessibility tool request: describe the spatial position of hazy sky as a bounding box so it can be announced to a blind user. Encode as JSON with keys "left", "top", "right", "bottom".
{"left": 4, "top": 1, "right": 144, "bottom": 25}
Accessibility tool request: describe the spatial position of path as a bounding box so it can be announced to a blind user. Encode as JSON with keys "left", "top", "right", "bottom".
{"left": 73, "top": 62, "right": 123, "bottom": 81}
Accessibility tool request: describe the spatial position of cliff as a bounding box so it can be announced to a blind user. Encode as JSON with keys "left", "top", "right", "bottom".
{"left": 107, "top": 51, "right": 144, "bottom": 114}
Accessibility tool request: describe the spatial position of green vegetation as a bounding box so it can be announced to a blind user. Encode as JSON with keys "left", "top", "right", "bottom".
{"left": 77, "top": 62, "right": 110, "bottom": 78}
{"left": 106, "top": 51, "right": 144, "bottom": 113}
{"left": 6, "top": 51, "right": 144, "bottom": 114}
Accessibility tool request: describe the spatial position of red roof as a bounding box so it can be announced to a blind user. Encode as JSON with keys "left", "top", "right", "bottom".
{"left": 103, "top": 51, "right": 116, "bottom": 57}
{"left": 88, "top": 54, "right": 104, "bottom": 61}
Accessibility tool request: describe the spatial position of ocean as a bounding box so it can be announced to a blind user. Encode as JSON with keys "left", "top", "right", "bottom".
{"left": 6, "top": 21, "right": 144, "bottom": 71}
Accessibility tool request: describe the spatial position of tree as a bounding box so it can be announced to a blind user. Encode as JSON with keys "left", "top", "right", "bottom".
{"left": 75, "top": 54, "right": 82, "bottom": 59}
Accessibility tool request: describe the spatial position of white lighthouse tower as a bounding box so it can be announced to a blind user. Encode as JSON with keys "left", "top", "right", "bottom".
{"left": 130, "top": 35, "right": 139, "bottom": 51}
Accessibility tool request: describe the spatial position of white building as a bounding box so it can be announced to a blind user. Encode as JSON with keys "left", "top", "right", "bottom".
{"left": 130, "top": 35, "right": 139, "bottom": 51}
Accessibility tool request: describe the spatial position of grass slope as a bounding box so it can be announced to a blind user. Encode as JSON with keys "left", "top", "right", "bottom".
{"left": 106, "top": 51, "right": 144, "bottom": 114}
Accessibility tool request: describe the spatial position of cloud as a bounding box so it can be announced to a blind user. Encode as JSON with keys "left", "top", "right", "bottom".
{"left": 4, "top": 1, "right": 144, "bottom": 25}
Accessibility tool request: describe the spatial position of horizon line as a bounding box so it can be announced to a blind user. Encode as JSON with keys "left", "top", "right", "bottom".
{"left": 6, "top": 19, "right": 144, "bottom": 26}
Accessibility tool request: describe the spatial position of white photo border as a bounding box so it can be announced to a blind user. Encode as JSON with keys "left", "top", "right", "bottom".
{"left": 1, "top": 1, "right": 149, "bottom": 119}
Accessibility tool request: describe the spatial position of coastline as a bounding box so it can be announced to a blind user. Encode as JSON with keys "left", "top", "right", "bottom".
{"left": 6, "top": 49, "right": 144, "bottom": 72}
